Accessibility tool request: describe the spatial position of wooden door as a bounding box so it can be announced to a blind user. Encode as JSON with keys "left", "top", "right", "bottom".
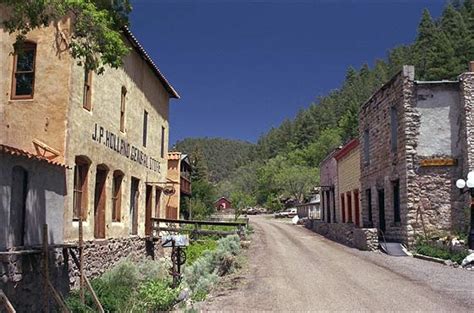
{"left": 94, "top": 167, "right": 107, "bottom": 239}
{"left": 145, "top": 185, "right": 152, "bottom": 236}
{"left": 354, "top": 190, "right": 360, "bottom": 227}
{"left": 130, "top": 177, "right": 139, "bottom": 235}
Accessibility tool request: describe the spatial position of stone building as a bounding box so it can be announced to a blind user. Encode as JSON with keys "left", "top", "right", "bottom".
{"left": 0, "top": 14, "right": 179, "bottom": 310}
{"left": 166, "top": 152, "right": 192, "bottom": 219}
{"left": 359, "top": 65, "right": 472, "bottom": 246}
{"left": 319, "top": 148, "right": 340, "bottom": 223}
{"left": 335, "top": 139, "right": 361, "bottom": 227}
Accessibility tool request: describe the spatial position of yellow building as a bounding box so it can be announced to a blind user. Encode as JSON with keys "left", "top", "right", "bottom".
{"left": 335, "top": 139, "right": 361, "bottom": 227}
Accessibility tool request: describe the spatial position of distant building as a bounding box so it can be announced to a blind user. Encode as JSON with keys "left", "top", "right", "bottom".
{"left": 335, "top": 139, "right": 361, "bottom": 227}
{"left": 215, "top": 197, "right": 232, "bottom": 210}
{"left": 166, "top": 152, "right": 192, "bottom": 219}
{"left": 359, "top": 65, "right": 473, "bottom": 246}
{"left": 319, "top": 148, "right": 340, "bottom": 223}
{"left": 296, "top": 194, "right": 321, "bottom": 219}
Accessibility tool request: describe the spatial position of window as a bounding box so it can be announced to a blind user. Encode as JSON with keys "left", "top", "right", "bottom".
{"left": 390, "top": 107, "right": 398, "bottom": 152}
{"left": 393, "top": 180, "right": 401, "bottom": 223}
{"left": 112, "top": 171, "right": 123, "bottom": 222}
{"left": 83, "top": 68, "right": 92, "bottom": 110}
{"left": 73, "top": 157, "right": 90, "bottom": 221}
{"left": 366, "top": 189, "right": 373, "bottom": 223}
{"left": 363, "top": 129, "right": 370, "bottom": 165}
{"left": 340, "top": 194, "right": 346, "bottom": 223}
{"left": 161, "top": 126, "right": 166, "bottom": 158}
{"left": 11, "top": 41, "right": 36, "bottom": 99}
{"left": 120, "top": 87, "right": 127, "bottom": 132}
{"left": 143, "top": 110, "right": 148, "bottom": 147}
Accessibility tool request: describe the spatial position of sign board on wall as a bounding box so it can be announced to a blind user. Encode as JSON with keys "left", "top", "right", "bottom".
{"left": 420, "top": 158, "right": 457, "bottom": 167}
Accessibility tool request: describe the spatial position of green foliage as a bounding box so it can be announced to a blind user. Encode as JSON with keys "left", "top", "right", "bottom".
{"left": 183, "top": 235, "right": 241, "bottom": 301}
{"left": 136, "top": 280, "right": 179, "bottom": 312}
{"left": 175, "top": 138, "right": 255, "bottom": 183}
{"left": 186, "top": 239, "right": 218, "bottom": 265}
{"left": 0, "top": 0, "right": 131, "bottom": 73}
{"left": 415, "top": 240, "right": 469, "bottom": 264}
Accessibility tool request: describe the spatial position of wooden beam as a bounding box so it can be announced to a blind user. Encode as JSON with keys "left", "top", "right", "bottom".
{"left": 151, "top": 218, "right": 247, "bottom": 227}
{"left": 68, "top": 249, "right": 105, "bottom": 313}
{"left": 0, "top": 290, "right": 16, "bottom": 313}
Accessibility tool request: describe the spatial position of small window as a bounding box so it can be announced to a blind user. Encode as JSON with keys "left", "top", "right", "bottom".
{"left": 73, "top": 157, "right": 90, "bottom": 221}
{"left": 143, "top": 110, "right": 148, "bottom": 147}
{"left": 161, "top": 126, "right": 165, "bottom": 158}
{"left": 11, "top": 41, "right": 36, "bottom": 99}
{"left": 363, "top": 129, "right": 370, "bottom": 165}
{"left": 393, "top": 180, "right": 401, "bottom": 223}
{"left": 83, "top": 68, "right": 92, "bottom": 110}
{"left": 112, "top": 171, "right": 123, "bottom": 222}
{"left": 120, "top": 87, "right": 127, "bottom": 132}
{"left": 390, "top": 107, "right": 398, "bottom": 153}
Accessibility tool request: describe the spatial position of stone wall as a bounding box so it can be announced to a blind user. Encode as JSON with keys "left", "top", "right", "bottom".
{"left": 308, "top": 220, "right": 378, "bottom": 251}
{"left": 0, "top": 236, "right": 163, "bottom": 312}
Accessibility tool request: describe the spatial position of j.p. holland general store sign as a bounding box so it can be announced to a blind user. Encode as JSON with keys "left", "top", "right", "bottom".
{"left": 92, "top": 123, "right": 161, "bottom": 173}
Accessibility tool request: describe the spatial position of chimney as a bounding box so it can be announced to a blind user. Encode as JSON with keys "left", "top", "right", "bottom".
{"left": 469, "top": 61, "right": 474, "bottom": 72}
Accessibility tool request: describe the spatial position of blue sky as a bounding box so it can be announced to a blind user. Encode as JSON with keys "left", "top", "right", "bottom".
{"left": 130, "top": 0, "right": 445, "bottom": 145}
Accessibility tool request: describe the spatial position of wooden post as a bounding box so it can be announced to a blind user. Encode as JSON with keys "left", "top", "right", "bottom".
{"left": 0, "top": 289, "right": 16, "bottom": 313}
{"left": 79, "top": 217, "right": 85, "bottom": 304}
{"left": 43, "top": 224, "right": 50, "bottom": 313}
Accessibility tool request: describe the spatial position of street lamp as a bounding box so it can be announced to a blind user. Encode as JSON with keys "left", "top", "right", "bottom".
{"left": 456, "top": 171, "right": 474, "bottom": 249}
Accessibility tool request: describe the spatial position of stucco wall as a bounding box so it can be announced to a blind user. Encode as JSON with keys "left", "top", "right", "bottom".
{"left": 64, "top": 42, "right": 172, "bottom": 241}
{"left": 0, "top": 16, "right": 72, "bottom": 163}
{"left": 0, "top": 154, "right": 66, "bottom": 250}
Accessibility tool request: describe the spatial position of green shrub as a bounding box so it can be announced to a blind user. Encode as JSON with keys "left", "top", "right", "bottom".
{"left": 183, "top": 235, "right": 241, "bottom": 301}
{"left": 136, "top": 280, "right": 179, "bottom": 312}
{"left": 186, "top": 240, "right": 218, "bottom": 265}
{"left": 415, "top": 240, "right": 469, "bottom": 264}
{"left": 137, "top": 258, "right": 171, "bottom": 282}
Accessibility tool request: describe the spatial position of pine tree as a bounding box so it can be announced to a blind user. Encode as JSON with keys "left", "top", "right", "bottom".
{"left": 414, "top": 9, "right": 438, "bottom": 80}
{"left": 190, "top": 147, "right": 209, "bottom": 182}
{"left": 440, "top": 4, "right": 469, "bottom": 75}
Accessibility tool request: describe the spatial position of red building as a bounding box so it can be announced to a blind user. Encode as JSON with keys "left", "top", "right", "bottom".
{"left": 215, "top": 197, "right": 232, "bottom": 210}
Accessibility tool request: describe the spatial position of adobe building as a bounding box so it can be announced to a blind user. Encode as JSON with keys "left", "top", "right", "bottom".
{"left": 166, "top": 152, "right": 192, "bottom": 219}
{"left": 0, "top": 12, "right": 179, "bottom": 310}
{"left": 359, "top": 65, "right": 473, "bottom": 246}
{"left": 335, "top": 139, "right": 361, "bottom": 227}
{"left": 319, "top": 148, "right": 340, "bottom": 223}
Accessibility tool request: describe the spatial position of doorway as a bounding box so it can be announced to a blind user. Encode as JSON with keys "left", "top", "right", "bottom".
{"left": 94, "top": 166, "right": 108, "bottom": 239}
{"left": 378, "top": 189, "right": 386, "bottom": 234}
{"left": 10, "top": 166, "right": 28, "bottom": 247}
{"left": 145, "top": 185, "right": 153, "bottom": 237}
{"left": 130, "top": 177, "right": 140, "bottom": 235}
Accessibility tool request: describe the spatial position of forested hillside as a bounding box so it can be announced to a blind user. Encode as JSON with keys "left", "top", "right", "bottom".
{"left": 173, "top": 137, "right": 255, "bottom": 183}
{"left": 220, "top": 1, "right": 474, "bottom": 211}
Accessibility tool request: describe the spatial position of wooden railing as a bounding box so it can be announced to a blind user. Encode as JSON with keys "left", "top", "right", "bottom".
{"left": 151, "top": 218, "right": 248, "bottom": 239}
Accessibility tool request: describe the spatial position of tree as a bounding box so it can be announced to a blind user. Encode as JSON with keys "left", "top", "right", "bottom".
{"left": 0, "top": 0, "right": 131, "bottom": 73}
{"left": 274, "top": 164, "right": 319, "bottom": 204}
{"left": 414, "top": 9, "right": 438, "bottom": 79}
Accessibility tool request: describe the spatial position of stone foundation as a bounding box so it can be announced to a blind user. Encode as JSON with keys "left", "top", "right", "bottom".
{"left": 0, "top": 236, "right": 164, "bottom": 312}
{"left": 306, "top": 220, "right": 378, "bottom": 251}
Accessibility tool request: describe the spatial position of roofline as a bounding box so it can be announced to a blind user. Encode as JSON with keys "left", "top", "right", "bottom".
{"left": 319, "top": 147, "right": 341, "bottom": 167}
{"left": 0, "top": 144, "right": 69, "bottom": 168}
{"left": 415, "top": 80, "right": 459, "bottom": 85}
{"left": 122, "top": 27, "right": 180, "bottom": 99}
{"left": 334, "top": 138, "right": 359, "bottom": 161}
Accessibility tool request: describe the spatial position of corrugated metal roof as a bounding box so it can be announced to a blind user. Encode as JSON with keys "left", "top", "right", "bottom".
{"left": 0, "top": 144, "right": 68, "bottom": 168}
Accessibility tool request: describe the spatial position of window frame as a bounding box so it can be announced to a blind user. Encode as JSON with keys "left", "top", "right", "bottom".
{"left": 83, "top": 68, "right": 93, "bottom": 111}
{"left": 143, "top": 110, "right": 148, "bottom": 147}
{"left": 390, "top": 106, "right": 398, "bottom": 153}
{"left": 73, "top": 157, "right": 90, "bottom": 221}
{"left": 112, "top": 171, "right": 124, "bottom": 222}
{"left": 11, "top": 41, "right": 37, "bottom": 100}
{"left": 161, "top": 126, "right": 166, "bottom": 158}
{"left": 120, "top": 86, "right": 127, "bottom": 132}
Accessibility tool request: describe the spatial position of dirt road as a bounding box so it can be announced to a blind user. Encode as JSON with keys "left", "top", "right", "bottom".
{"left": 203, "top": 216, "right": 474, "bottom": 312}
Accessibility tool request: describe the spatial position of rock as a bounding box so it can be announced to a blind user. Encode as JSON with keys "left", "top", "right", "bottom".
{"left": 178, "top": 288, "right": 190, "bottom": 302}
{"left": 444, "top": 260, "right": 454, "bottom": 267}
{"left": 461, "top": 253, "right": 474, "bottom": 267}
{"left": 240, "top": 241, "right": 251, "bottom": 249}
